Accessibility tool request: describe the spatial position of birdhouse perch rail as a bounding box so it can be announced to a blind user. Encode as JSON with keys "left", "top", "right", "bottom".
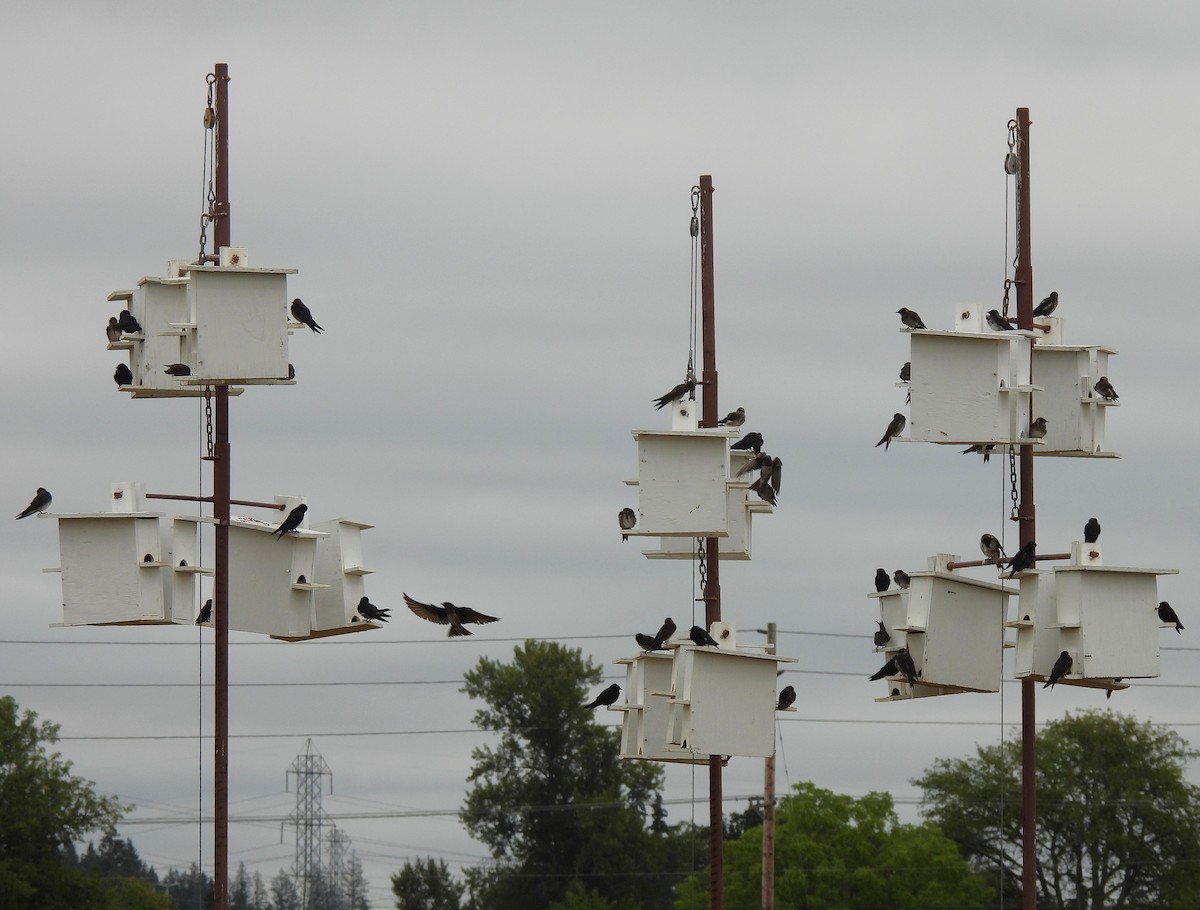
{"left": 144, "top": 493, "right": 286, "bottom": 511}
{"left": 945, "top": 552, "right": 1071, "bottom": 571}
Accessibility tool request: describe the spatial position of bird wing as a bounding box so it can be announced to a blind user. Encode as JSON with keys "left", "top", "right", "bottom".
{"left": 457, "top": 607, "right": 500, "bottom": 625}
{"left": 403, "top": 594, "right": 450, "bottom": 625}
{"left": 769, "top": 458, "right": 782, "bottom": 495}
{"left": 635, "top": 633, "right": 658, "bottom": 651}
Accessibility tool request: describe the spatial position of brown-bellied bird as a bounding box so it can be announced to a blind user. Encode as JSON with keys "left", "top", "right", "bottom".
{"left": 1158, "top": 601, "right": 1184, "bottom": 634}
{"left": 717, "top": 407, "right": 746, "bottom": 427}
{"left": 893, "top": 570, "right": 910, "bottom": 589}
{"left": 689, "top": 625, "right": 720, "bottom": 647}
{"left": 1028, "top": 417, "right": 1048, "bottom": 438}
{"left": 749, "top": 476, "right": 778, "bottom": 506}
{"left": 403, "top": 593, "right": 500, "bottom": 637}
{"left": 585, "top": 683, "right": 621, "bottom": 709}
{"left": 196, "top": 599, "right": 212, "bottom": 625}
{"left": 897, "top": 308, "right": 926, "bottom": 330}
{"left": 652, "top": 379, "right": 696, "bottom": 410}
{"left": 731, "top": 432, "right": 764, "bottom": 454}
{"left": 357, "top": 597, "right": 390, "bottom": 622}
{"left": 1084, "top": 518, "right": 1101, "bottom": 544}
{"left": 272, "top": 503, "right": 308, "bottom": 539}
{"left": 1045, "top": 650, "right": 1072, "bottom": 688}
{"left": 106, "top": 317, "right": 122, "bottom": 343}
{"left": 876, "top": 413, "right": 906, "bottom": 450}
{"left": 736, "top": 452, "right": 781, "bottom": 496}
{"left": 776, "top": 685, "right": 796, "bottom": 711}
{"left": 618, "top": 507, "right": 636, "bottom": 541}
{"left": 874, "top": 569, "right": 890, "bottom": 593}
{"left": 874, "top": 621, "right": 890, "bottom": 648}
{"left": 16, "top": 488, "right": 52, "bottom": 520}
{"left": 290, "top": 298, "right": 324, "bottom": 334}
{"left": 1033, "top": 291, "right": 1059, "bottom": 317}
{"left": 1094, "top": 376, "right": 1118, "bottom": 401}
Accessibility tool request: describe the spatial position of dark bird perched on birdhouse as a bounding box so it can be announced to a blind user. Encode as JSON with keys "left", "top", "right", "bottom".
{"left": 118, "top": 309, "right": 142, "bottom": 334}
{"left": 776, "top": 685, "right": 796, "bottom": 711}
{"left": 1045, "top": 650, "right": 1072, "bottom": 688}
{"left": 196, "top": 599, "right": 212, "bottom": 625}
{"left": 618, "top": 507, "right": 636, "bottom": 541}
{"left": 731, "top": 432, "right": 764, "bottom": 454}
{"left": 689, "top": 625, "right": 720, "bottom": 647}
{"left": 895, "top": 648, "right": 918, "bottom": 688}
{"left": 585, "top": 683, "right": 620, "bottom": 710}
{"left": 403, "top": 593, "right": 500, "bottom": 637}
{"left": 873, "top": 621, "right": 890, "bottom": 648}
{"left": 899, "top": 362, "right": 911, "bottom": 382}
{"left": 114, "top": 363, "right": 133, "bottom": 386}
{"left": 1158, "top": 601, "right": 1184, "bottom": 634}
{"left": 356, "top": 597, "right": 390, "bottom": 622}
{"left": 1006, "top": 541, "right": 1037, "bottom": 577}
{"left": 869, "top": 653, "right": 898, "bottom": 681}
{"left": 874, "top": 568, "right": 890, "bottom": 593}
{"left": 1084, "top": 518, "right": 1101, "bottom": 544}
{"left": 1093, "top": 376, "right": 1119, "bottom": 401}
{"left": 876, "top": 413, "right": 905, "bottom": 450}
{"left": 1033, "top": 291, "right": 1059, "bottom": 317}
{"left": 15, "top": 488, "right": 51, "bottom": 520}
{"left": 897, "top": 308, "right": 925, "bottom": 330}
{"left": 652, "top": 379, "right": 695, "bottom": 410}
{"left": 290, "top": 298, "right": 323, "bottom": 334}
{"left": 271, "top": 503, "right": 308, "bottom": 539}
{"left": 164, "top": 363, "right": 191, "bottom": 376}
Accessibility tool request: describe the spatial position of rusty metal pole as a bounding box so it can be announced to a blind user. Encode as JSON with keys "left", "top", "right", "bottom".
{"left": 697, "top": 174, "right": 723, "bottom": 910}
{"left": 212, "top": 62, "right": 231, "bottom": 910}
{"left": 762, "top": 622, "right": 777, "bottom": 910}
{"left": 1014, "top": 106, "right": 1038, "bottom": 910}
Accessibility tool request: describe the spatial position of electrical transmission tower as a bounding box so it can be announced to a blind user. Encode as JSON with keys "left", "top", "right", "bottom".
{"left": 284, "top": 739, "right": 335, "bottom": 907}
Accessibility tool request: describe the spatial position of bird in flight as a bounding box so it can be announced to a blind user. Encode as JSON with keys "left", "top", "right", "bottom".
{"left": 403, "top": 593, "right": 500, "bottom": 637}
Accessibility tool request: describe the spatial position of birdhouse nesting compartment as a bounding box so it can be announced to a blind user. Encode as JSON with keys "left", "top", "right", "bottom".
{"left": 615, "top": 651, "right": 708, "bottom": 765}
{"left": 1029, "top": 344, "right": 1119, "bottom": 457}
{"left": 310, "top": 518, "right": 384, "bottom": 637}
{"left": 627, "top": 428, "right": 739, "bottom": 538}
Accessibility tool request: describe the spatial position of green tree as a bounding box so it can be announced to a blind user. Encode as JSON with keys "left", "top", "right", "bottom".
{"left": 459, "top": 641, "right": 682, "bottom": 910}
{"left": 915, "top": 709, "right": 1200, "bottom": 910}
{"left": 675, "top": 782, "right": 990, "bottom": 910}
{"left": 269, "top": 869, "right": 302, "bottom": 910}
{"left": 345, "top": 854, "right": 372, "bottom": 910}
{"left": 392, "top": 856, "right": 463, "bottom": 910}
{"left": 0, "top": 695, "right": 135, "bottom": 910}
{"left": 162, "top": 863, "right": 214, "bottom": 910}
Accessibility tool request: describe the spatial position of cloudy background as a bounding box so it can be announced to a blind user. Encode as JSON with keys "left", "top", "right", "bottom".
{"left": 2, "top": 1, "right": 1198, "bottom": 905}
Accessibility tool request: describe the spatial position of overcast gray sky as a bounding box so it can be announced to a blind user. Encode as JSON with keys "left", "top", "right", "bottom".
{"left": 3, "top": 1, "right": 1199, "bottom": 905}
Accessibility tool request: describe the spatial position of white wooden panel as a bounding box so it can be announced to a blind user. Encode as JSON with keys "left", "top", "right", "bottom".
{"left": 57, "top": 514, "right": 168, "bottom": 625}
{"left": 187, "top": 268, "right": 293, "bottom": 382}
{"left": 633, "top": 430, "right": 731, "bottom": 537}
{"left": 312, "top": 519, "right": 376, "bottom": 632}
{"left": 226, "top": 520, "right": 324, "bottom": 638}
{"left": 616, "top": 653, "right": 706, "bottom": 764}
{"left": 1031, "top": 345, "right": 1118, "bottom": 457}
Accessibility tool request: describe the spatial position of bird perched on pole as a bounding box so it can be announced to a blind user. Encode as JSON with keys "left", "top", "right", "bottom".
{"left": 403, "top": 593, "right": 500, "bottom": 637}
{"left": 584, "top": 683, "right": 621, "bottom": 710}
{"left": 271, "top": 503, "right": 308, "bottom": 539}
{"left": 876, "top": 413, "right": 905, "bottom": 450}
{"left": 980, "top": 533, "right": 1006, "bottom": 565}
{"left": 290, "top": 298, "right": 324, "bottom": 334}
{"left": 15, "top": 488, "right": 52, "bottom": 520}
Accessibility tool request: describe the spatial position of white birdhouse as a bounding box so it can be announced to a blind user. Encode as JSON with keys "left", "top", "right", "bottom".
{"left": 907, "top": 312, "right": 1041, "bottom": 446}
{"left": 1012, "top": 543, "right": 1176, "bottom": 688}
{"left": 639, "top": 467, "right": 771, "bottom": 560}
{"left": 615, "top": 651, "right": 707, "bottom": 765}
{"left": 628, "top": 429, "right": 739, "bottom": 537}
{"left": 49, "top": 483, "right": 198, "bottom": 626}
{"left": 870, "top": 554, "right": 1010, "bottom": 700}
{"left": 177, "top": 257, "right": 296, "bottom": 384}
{"left": 1029, "top": 344, "right": 1119, "bottom": 457}
{"left": 310, "top": 518, "right": 381, "bottom": 637}
{"left": 662, "top": 623, "right": 796, "bottom": 758}
{"left": 225, "top": 497, "right": 329, "bottom": 640}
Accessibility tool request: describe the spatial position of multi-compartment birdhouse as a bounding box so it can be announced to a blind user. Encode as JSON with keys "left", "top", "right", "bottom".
{"left": 49, "top": 482, "right": 201, "bottom": 626}
{"left": 1012, "top": 541, "right": 1177, "bottom": 688}
{"left": 870, "top": 554, "right": 1010, "bottom": 700}
{"left": 661, "top": 623, "right": 796, "bottom": 758}
{"left": 906, "top": 305, "right": 1039, "bottom": 447}
{"left": 311, "top": 518, "right": 381, "bottom": 637}
{"left": 1029, "top": 343, "right": 1119, "bottom": 457}
{"left": 614, "top": 650, "right": 707, "bottom": 765}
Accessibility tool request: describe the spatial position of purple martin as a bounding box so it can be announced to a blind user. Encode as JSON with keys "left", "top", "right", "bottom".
{"left": 356, "top": 596, "right": 390, "bottom": 622}
{"left": 403, "top": 593, "right": 500, "bottom": 637}
{"left": 961, "top": 444, "right": 995, "bottom": 463}
{"left": 1106, "top": 678, "right": 1122, "bottom": 700}
{"left": 876, "top": 413, "right": 906, "bottom": 450}
{"left": 118, "top": 309, "right": 142, "bottom": 334}
{"left": 980, "top": 533, "right": 1006, "bottom": 564}
{"left": 164, "top": 363, "right": 191, "bottom": 376}
{"left": 895, "top": 648, "right": 918, "bottom": 688}
{"left": 653, "top": 617, "right": 677, "bottom": 647}
{"left": 652, "top": 379, "right": 696, "bottom": 410}
{"left": 1094, "top": 376, "right": 1119, "bottom": 401}
{"left": 986, "top": 309, "right": 1016, "bottom": 332}
{"left": 635, "top": 632, "right": 660, "bottom": 651}
{"left": 271, "top": 503, "right": 308, "bottom": 539}
{"left": 1033, "top": 291, "right": 1059, "bottom": 317}
{"left": 869, "top": 653, "right": 899, "bottom": 681}
{"left": 749, "top": 476, "right": 777, "bottom": 505}
{"left": 106, "top": 317, "right": 122, "bottom": 344}
{"left": 1084, "top": 517, "right": 1101, "bottom": 544}
{"left": 196, "top": 599, "right": 212, "bottom": 625}
{"left": 875, "top": 568, "right": 890, "bottom": 593}
{"left": 737, "top": 453, "right": 782, "bottom": 496}
{"left": 874, "top": 621, "right": 890, "bottom": 648}
{"left": 776, "top": 685, "right": 796, "bottom": 711}
{"left": 114, "top": 363, "right": 133, "bottom": 386}
{"left": 290, "top": 298, "right": 324, "bottom": 334}
{"left": 584, "top": 683, "right": 621, "bottom": 710}
{"left": 1158, "top": 601, "right": 1184, "bottom": 633}
{"left": 15, "top": 488, "right": 52, "bottom": 519}
{"left": 1028, "top": 417, "right": 1048, "bottom": 438}
{"left": 897, "top": 308, "right": 926, "bottom": 330}
{"left": 899, "top": 361, "right": 911, "bottom": 382}
{"left": 1006, "top": 540, "right": 1037, "bottom": 577}
{"left": 893, "top": 570, "right": 910, "bottom": 589}
{"left": 717, "top": 407, "right": 746, "bottom": 427}
{"left": 731, "top": 432, "right": 764, "bottom": 454}
{"left": 1045, "top": 650, "right": 1072, "bottom": 688}
{"left": 618, "top": 507, "right": 636, "bottom": 541}
{"left": 689, "top": 625, "right": 720, "bottom": 647}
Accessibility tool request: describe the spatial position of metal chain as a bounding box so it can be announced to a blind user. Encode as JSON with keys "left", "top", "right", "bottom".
{"left": 1008, "top": 447, "right": 1019, "bottom": 521}
{"left": 204, "top": 387, "right": 214, "bottom": 459}
{"left": 696, "top": 537, "right": 707, "bottom": 601}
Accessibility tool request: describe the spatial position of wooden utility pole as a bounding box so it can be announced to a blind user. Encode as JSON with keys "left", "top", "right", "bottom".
{"left": 697, "top": 174, "right": 724, "bottom": 910}
{"left": 762, "top": 622, "right": 777, "bottom": 910}
{"left": 1013, "top": 106, "right": 1038, "bottom": 910}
